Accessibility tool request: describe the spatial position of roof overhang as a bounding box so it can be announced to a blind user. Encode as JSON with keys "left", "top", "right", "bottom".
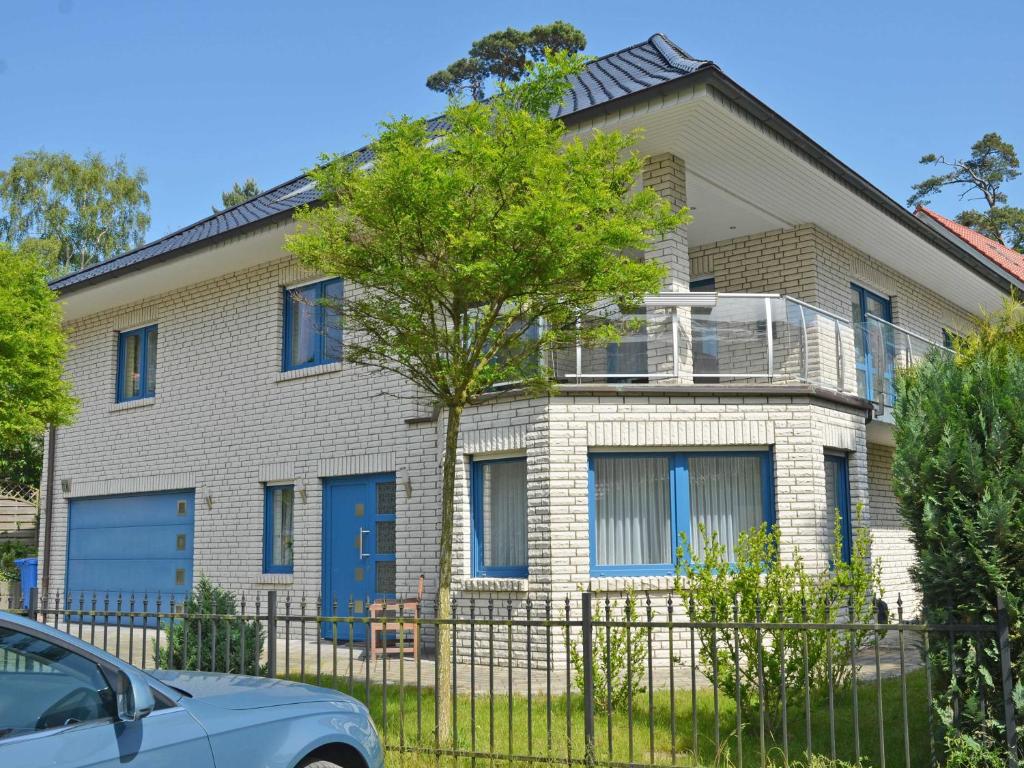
{"left": 59, "top": 220, "right": 295, "bottom": 323}
{"left": 55, "top": 55, "right": 1018, "bottom": 322}
{"left": 561, "top": 67, "right": 1021, "bottom": 302}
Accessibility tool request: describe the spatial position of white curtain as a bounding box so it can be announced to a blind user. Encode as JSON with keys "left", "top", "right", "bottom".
{"left": 593, "top": 456, "right": 671, "bottom": 566}
{"left": 483, "top": 460, "right": 528, "bottom": 568}
{"left": 272, "top": 488, "right": 294, "bottom": 567}
{"left": 689, "top": 455, "right": 764, "bottom": 562}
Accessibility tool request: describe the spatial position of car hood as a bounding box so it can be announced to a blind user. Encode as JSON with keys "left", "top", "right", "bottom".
{"left": 149, "top": 670, "right": 355, "bottom": 710}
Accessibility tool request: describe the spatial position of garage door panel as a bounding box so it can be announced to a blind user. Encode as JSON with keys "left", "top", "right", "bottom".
{"left": 68, "top": 493, "right": 193, "bottom": 529}
{"left": 67, "top": 559, "right": 192, "bottom": 595}
{"left": 67, "top": 491, "right": 195, "bottom": 620}
{"left": 67, "top": 525, "right": 193, "bottom": 560}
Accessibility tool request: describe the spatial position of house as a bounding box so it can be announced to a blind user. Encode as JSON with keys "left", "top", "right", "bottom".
{"left": 38, "top": 34, "right": 1021, "bottom": 645}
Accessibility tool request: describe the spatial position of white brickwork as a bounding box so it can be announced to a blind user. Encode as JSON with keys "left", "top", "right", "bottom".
{"left": 42, "top": 156, "right": 977, "bottom": 668}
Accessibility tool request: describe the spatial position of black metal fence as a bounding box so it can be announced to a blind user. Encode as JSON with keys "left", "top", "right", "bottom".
{"left": 3, "top": 587, "right": 1020, "bottom": 768}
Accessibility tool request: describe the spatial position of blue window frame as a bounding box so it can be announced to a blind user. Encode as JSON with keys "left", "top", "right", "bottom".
{"left": 116, "top": 324, "right": 158, "bottom": 402}
{"left": 471, "top": 457, "right": 528, "bottom": 578}
{"left": 851, "top": 283, "right": 894, "bottom": 403}
{"left": 824, "top": 453, "right": 852, "bottom": 564}
{"left": 263, "top": 485, "right": 295, "bottom": 573}
{"left": 282, "top": 278, "right": 342, "bottom": 371}
{"left": 588, "top": 451, "right": 774, "bottom": 577}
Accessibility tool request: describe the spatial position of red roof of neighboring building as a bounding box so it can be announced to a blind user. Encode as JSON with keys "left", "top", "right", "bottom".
{"left": 916, "top": 205, "right": 1024, "bottom": 283}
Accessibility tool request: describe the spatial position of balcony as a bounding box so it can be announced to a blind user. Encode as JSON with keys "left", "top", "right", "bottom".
{"left": 546, "top": 293, "right": 950, "bottom": 414}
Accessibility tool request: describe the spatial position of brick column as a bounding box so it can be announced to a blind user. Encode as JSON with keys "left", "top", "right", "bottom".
{"left": 642, "top": 154, "right": 690, "bottom": 382}
{"left": 642, "top": 153, "right": 689, "bottom": 291}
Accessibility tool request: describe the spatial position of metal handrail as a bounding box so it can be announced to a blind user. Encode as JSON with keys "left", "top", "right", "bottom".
{"left": 863, "top": 313, "right": 949, "bottom": 350}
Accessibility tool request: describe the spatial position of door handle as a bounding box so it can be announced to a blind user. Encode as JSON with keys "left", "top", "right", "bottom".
{"left": 358, "top": 528, "right": 370, "bottom": 559}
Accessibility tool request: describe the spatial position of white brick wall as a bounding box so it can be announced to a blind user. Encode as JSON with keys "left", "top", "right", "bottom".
{"left": 42, "top": 160, "right": 973, "bottom": 665}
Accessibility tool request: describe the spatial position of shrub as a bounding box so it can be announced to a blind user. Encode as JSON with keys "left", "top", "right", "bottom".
{"left": 944, "top": 732, "right": 1005, "bottom": 768}
{"left": 153, "top": 577, "right": 265, "bottom": 674}
{"left": 0, "top": 540, "right": 34, "bottom": 582}
{"left": 893, "top": 298, "right": 1024, "bottom": 752}
{"left": 675, "top": 513, "right": 881, "bottom": 735}
{"left": 567, "top": 587, "right": 650, "bottom": 712}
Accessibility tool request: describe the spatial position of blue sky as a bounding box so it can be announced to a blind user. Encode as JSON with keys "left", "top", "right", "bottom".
{"left": 2, "top": 0, "right": 1021, "bottom": 241}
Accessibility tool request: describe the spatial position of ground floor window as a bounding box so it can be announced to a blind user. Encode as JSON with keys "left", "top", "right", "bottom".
{"left": 825, "top": 452, "right": 852, "bottom": 563}
{"left": 472, "top": 457, "right": 528, "bottom": 578}
{"left": 263, "top": 484, "right": 294, "bottom": 573}
{"left": 589, "top": 451, "right": 773, "bottom": 576}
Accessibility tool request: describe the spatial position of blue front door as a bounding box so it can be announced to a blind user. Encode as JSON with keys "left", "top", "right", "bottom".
{"left": 322, "top": 474, "right": 397, "bottom": 641}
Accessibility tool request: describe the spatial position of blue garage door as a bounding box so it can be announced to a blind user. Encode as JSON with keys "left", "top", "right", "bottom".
{"left": 67, "top": 490, "right": 195, "bottom": 618}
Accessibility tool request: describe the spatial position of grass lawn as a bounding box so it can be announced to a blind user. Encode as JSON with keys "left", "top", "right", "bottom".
{"left": 287, "top": 669, "right": 936, "bottom": 767}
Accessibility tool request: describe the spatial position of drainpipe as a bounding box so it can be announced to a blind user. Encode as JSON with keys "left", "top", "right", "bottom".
{"left": 41, "top": 425, "right": 57, "bottom": 595}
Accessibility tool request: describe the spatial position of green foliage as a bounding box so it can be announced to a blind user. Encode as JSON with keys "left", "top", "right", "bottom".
{"left": 214, "top": 178, "right": 261, "bottom": 213}
{"left": 567, "top": 588, "right": 650, "bottom": 712}
{"left": 943, "top": 732, "right": 1005, "bottom": 768}
{"left": 426, "top": 21, "right": 586, "bottom": 100}
{"left": 893, "top": 297, "right": 1024, "bottom": 753}
{"left": 676, "top": 515, "right": 881, "bottom": 735}
{"left": 153, "top": 577, "right": 264, "bottom": 674}
{"left": 908, "top": 132, "right": 1023, "bottom": 253}
{"left": 0, "top": 540, "right": 34, "bottom": 582}
{"left": 288, "top": 51, "right": 684, "bottom": 408}
{"left": 0, "top": 433, "right": 43, "bottom": 489}
{"left": 0, "top": 150, "right": 150, "bottom": 276}
{"left": 0, "top": 243, "right": 77, "bottom": 449}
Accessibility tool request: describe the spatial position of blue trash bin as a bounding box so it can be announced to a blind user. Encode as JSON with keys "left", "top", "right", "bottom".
{"left": 13, "top": 557, "right": 37, "bottom": 610}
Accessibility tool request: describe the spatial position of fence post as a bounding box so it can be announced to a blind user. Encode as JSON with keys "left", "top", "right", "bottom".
{"left": 582, "top": 591, "right": 595, "bottom": 768}
{"left": 267, "top": 590, "right": 278, "bottom": 679}
{"left": 997, "top": 593, "right": 1018, "bottom": 767}
{"left": 28, "top": 586, "right": 38, "bottom": 619}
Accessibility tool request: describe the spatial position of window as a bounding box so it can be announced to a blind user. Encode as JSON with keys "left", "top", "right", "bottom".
{"left": 471, "top": 458, "right": 528, "bottom": 577}
{"left": 282, "top": 278, "right": 342, "bottom": 371}
{"left": 116, "top": 325, "right": 157, "bottom": 401}
{"left": 0, "top": 625, "right": 117, "bottom": 738}
{"left": 825, "top": 453, "right": 852, "bottom": 564}
{"left": 851, "top": 284, "right": 894, "bottom": 404}
{"left": 263, "top": 485, "right": 294, "bottom": 573}
{"left": 589, "top": 452, "right": 773, "bottom": 576}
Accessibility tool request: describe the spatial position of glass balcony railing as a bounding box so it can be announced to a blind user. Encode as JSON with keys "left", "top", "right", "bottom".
{"left": 546, "top": 293, "right": 950, "bottom": 411}
{"left": 854, "top": 314, "right": 951, "bottom": 412}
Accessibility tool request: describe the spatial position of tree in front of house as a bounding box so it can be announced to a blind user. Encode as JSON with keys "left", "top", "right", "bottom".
{"left": 0, "top": 150, "right": 150, "bottom": 277}
{"left": 0, "top": 242, "right": 77, "bottom": 486}
{"left": 908, "top": 132, "right": 1024, "bottom": 253}
{"left": 426, "top": 20, "right": 586, "bottom": 100}
{"left": 892, "top": 298, "right": 1024, "bottom": 759}
{"left": 213, "top": 178, "right": 262, "bottom": 213}
{"left": 287, "top": 50, "right": 688, "bottom": 742}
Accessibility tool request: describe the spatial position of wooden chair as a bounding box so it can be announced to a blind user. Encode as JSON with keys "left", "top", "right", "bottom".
{"left": 368, "top": 575, "right": 423, "bottom": 661}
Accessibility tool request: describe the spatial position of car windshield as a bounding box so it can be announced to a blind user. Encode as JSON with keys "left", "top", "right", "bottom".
{"left": 0, "top": 626, "right": 116, "bottom": 739}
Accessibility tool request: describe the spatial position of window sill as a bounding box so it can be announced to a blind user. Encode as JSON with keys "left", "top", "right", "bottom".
{"left": 276, "top": 362, "right": 342, "bottom": 382}
{"left": 460, "top": 577, "right": 529, "bottom": 593}
{"left": 111, "top": 396, "right": 156, "bottom": 412}
{"left": 587, "top": 575, "right": 678, "bottom": 593}
{"left": 254, "top": 574, "right": 294, "bottom": 586}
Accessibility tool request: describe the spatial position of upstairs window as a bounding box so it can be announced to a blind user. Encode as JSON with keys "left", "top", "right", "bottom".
{"left": 283, "top": 278, "right": 342, "bottom": 371}
{"left": 263, "top": 485, "right": 294, "bottom": 573}
{"left": 116, "top": 325, "right": 158, "bottom": 402}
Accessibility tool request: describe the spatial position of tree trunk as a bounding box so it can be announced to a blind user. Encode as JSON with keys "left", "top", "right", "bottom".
{"left": 435, "top": 401, "right": 463, "bottom": 747}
